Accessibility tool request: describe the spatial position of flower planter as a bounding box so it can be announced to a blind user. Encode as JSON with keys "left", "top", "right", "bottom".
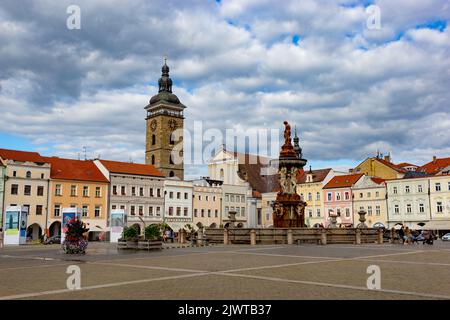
{"left": 138, "top": 239, "right": 162, "bottom": 250}
{"left": 62, "top": 239, "right": 88, "bottom": 254}
{"left": 126, "top": 240, "right": 139, "bottom": 249}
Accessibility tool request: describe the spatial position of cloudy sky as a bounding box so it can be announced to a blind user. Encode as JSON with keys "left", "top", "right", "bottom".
{"left": 0, "top": 0, "right": 449, "bottom": 178}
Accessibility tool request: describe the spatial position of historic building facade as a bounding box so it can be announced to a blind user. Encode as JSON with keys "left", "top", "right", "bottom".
{"left": 323, "top": 173, "right": 364, "bottom": 227}
{"left": 192, "top": 178, "right": 222, "bottom": 228}
{"left": 428, "top": 174, "right": 450, "bottom": 232}
{"left": 94, "top": 159, "right": 165, "bottom": 235}
{"left": 0, "top": 149, "right": 50, "bottom": 240}
{"left": 354, "top": 155, "right": 406, "bottom": 180}
{"left": 297, "top": 168, "right": 343, "bottom": 227}
{"left": 385, "top": 177, "right": 430, "bottom": 229}
{"left": 351, "top": 176, "right": 387, "bottom": 228}
{"left": 164, "top": 179, "right": 193, "bottom": 231}
{"left": 44, "top": 157, "right": 109, "bottom": 240}
{"left": 0, "top": 158, "right": 5, "bottom": 226}
{"left": 145, "top": 61, "right": 185, "bottom": 180}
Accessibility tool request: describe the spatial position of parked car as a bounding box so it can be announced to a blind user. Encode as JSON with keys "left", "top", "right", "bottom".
{"left": 442, "top": 233, "right": 450, "bottom": 241}
{"left": 44, "top": 235, "right": 61, "bottom": 244}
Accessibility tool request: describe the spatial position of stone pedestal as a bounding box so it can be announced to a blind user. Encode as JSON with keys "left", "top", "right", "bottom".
{"left": 355, "top": 228, "right": 361, "bottom": 245}
{"left": 321, "top": 229, "right": 327, "bottom": 245}
{"left": 250, "top": 229, "right": 256, "bottom": 246}
{"left": 377, "top": 228, "right": 383, "bottom": 244}
{"left": 179, "top": 229, "right": 186, "bottom": 244}
{"left": 197, "top": 228, "right": 204, "bottom": 246}
{"left": 287, "top": 229, "right": 293, "bottom": 245}
{"left": 224, "top": 229, "right": 229, "bottom": 245}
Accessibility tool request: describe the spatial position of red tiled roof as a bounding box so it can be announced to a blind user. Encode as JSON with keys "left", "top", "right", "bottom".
{"left": 0, "top": 148, "right": 46, "bottom": 163}
{"left": 43, "top": 157, "right": 109, "bottom": 183}
{"left": 376, "top": 158, "right": 407, "bottom": 173}
{"left": 371, "top": 177, "right": 385, "bottom": 185}
{"left": 323, "top": 173, "right": 364, "bottom": 189}
{"left": 418, "top": 157, "right": 450, "bottom": 175}
{"left": 396, "top": 162, "right": 417, "bottom": 168}
{"left": 297, "top": 168, "right": 332, "bottom": 184}
{"left": 99, "top": 159, "right": 164, "bottom": 177}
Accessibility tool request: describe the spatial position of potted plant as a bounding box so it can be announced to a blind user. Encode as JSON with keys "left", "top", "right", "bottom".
{"left": 122, "top": 225, "right": 139, "bottom": 249}
{"left": 62, "top": 218, "right": 89, "bottom": 254}
{"left": 144, "top": 224, "right": 162, "bottom": 240}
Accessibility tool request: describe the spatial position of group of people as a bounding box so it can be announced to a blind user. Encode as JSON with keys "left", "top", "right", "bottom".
{"left": 394, "top": 226, "right": 436, "bottom": 245}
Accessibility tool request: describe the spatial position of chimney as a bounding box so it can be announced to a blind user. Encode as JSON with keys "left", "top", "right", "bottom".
{"left": 384, "top": 155, "right": 391, "bottom": 163}
{"left": 433, "top": 155, "right": 437, "bottom": 163}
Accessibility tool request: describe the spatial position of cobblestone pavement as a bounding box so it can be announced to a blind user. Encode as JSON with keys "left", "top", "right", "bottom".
{"left": 1, "top": 241, "right": 449, "bottom": 300}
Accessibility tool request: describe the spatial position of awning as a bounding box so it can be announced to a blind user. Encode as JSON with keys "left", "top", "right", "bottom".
{"left": 166, "top": 222, "right": 190, "bottom": 231}
{"left": 421, "top": 220, "right": 450, "bottom": 230}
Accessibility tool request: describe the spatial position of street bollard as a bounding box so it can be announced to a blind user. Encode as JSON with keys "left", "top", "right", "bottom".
{"left": 224, "top": 229, "right": 229, "bottom": 245}
{"left": 321, "top": 229, "right": 327, "bottom": 245}
{"left": 355, "top": 228, "right": 361, "bottom": 245}
{"left": 377, "top": 228, "right": 383, "bottom": 244}
{"left": 287, "top": 229, "right": 293, "bottom": 245}
{"left": 250, "top": 229, "right": 256, "bottom": 245}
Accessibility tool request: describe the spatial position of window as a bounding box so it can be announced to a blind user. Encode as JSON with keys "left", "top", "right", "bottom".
{"left": 206, "top": 196, "right": 209, "bottom": 201}
{"left": 24, "top": 185, "right": 31, "bottom": 196}
{"left": 375, "top": 191, "right": 379, "bottom": 197}
{"left": 121, "top": 186, "right": 126, "bottom": 195}
{"left": 96, "top": 187, "right": 101, "bottom": 197}
{"left": 437, "top": 201, "right": 443, "bottom": 213}
{"left": 169, "top": 155, "right": 174, "bottom": 165}
{"left": 225, "top": 206, "right": 229, "bottom": 214}
{"left": 308, "top": 210, "right": 313, "bottom": 218}
{"left": 359, "top": 193, "right": 363, "bottom": 198}
{"left": 13, "top": 171, "right": 16, "bottom": 177}
{"left": 316, "top": 192, "right": 320, "bottom": 200}
{"left": 308, "top": 193, "right": 312, "bottom": 201}
{"left": 11, "top": 184, "right": 18, "bottom": 195}
{"left": 376, "top": 206, "right": 380, "bottom": 216}
{"left": 71, "top": 185, "right": 77, "bottom": 196}
{"left": 336, "top": 209, "right": 341, "bottom": 217}
{"left": 169, "top": 192, "right": 173, "bottom": 199}
{"left": 236, "top": 207, "right": 240, "bottom": 216}
{"left": 230, "top": 195, "right": 235, "bottom": 202}
{"left": 345, "top": 192, "right": 350, "bottom": 200}
{"left": 394, "top": 204, "right": 400, "bottom": 214}
{"left": 130, "top": 205, "right": 136, "bottom": 215}
{"left": 94, "top": 206, "right": 101, "bottom": 218}
{"left": 41, "top": 173, "right": 44, "bottom": 179}
{"left": 156, "top": 207, "right": 161, "bottom": 216}
{"left": 55, "top": 184, "right": 62, "bottom": 196}
{"left": 139, "top": 206, "right": 144, "bottom": 216}
{"left": 336, "top": 193, "right": 341, "bottom": 201}
{"left": 367, "top": 192, "right": 371, "bottom": 198}
{"left": 36, "top": 205, "right": 43, "bottom": 215}
{"left": 149, "top": 207, "right": 153, "bottom": 216}
{"left": 213, "top": 196, "right": 216, "bottom": 202}
{"left": 317, "top": 209, "right": 321, "bottom": 217}
{"left": 345, "top": 208, "right": 350, "bottom": 217}
{"left": 169, "top": 133, "right": 175, "bottom": 145}
{"left": 435, "top": 183, "right": 441, "bottom": 192}
{"left": 405, "top": 186, "right": 410, "bottom": 193}
{"left": 225, "top": 195, "right": 229, "bottom": 202}
{"left": 448, "top": 182, "right": 450, "bottom": 191}
{"left": 139, "top": 187, "right": 144, "bottom": 197}
{"left": 120, "top": 205, "right": 125, "bottom": 210}
{"left": 37, "top": 186, "right": 44, "bottom": 196}
{"left": 367, "top": 206, "right": 373, "bottom": 216}
{"left": 112, "top": 205, "right": 117, "bottom": 210}
{"left": 54, "top": 205, "right": 61, "bottom": 217}
{"left": 393, "top": 187, "right": 398, "bottom": 194}
{"left": 360, "top": 206, "right": 364, "bottom": 212}
{"left": 207, "top": 209, "right": 211, "bottom": 217}
{"left": 150, "top": 188, "right": 154, "bottom": 197}
{"left": 151, "top": 155, "right": 155, "bottom": 165}
{"left": 26, "top": 171, "right": 31, "bottom": 178}
{"left": 176, "top": 207, "right": 181, "bottom": 216}
{"left": 177, "top": 192, "right": 181, "bottom": 199}
{"left": 184, "top": 208, "right": 188, "bottom": 216}
{"left": 83, "top": 186, "right": 89, "bottom": 197}
{"left": 241, "top": 196, "right": 245, "bottom": 202}
{"left": 327, "top": 193, "right": 332, "bottom": 201}
{"left": 82, "top": 205, "right": 88, "bottom": 217}
{"left": 241, "top": 207, "right": 245, "bottom": 217}
{"left": 113, "top": 185, "right": 117, "bottom": 195}
{"left": 406, "top": 204, "right": 412, "bottom": 214}
{"left": 152, "top": 134, "right": 156, "bottom": 145}
{"left": 157, "top": 189, "right": 161, "bottom": 197}
{"left": 201, "top": 209, "right": 204, "bottom": 217}
{"left": 418, "top": 185, "right": 423, "bottom": 193}
{"left": 131, "top": 187, "right": 136, "bottom": 196}
{"left": 419, "top": 203, "right": 425, "bottom": 213}
{"left": 215, "top": 209, "right": 218, "bottom": 217}
{"left": 194, "top": 209, "right": 198, "bottom": 217}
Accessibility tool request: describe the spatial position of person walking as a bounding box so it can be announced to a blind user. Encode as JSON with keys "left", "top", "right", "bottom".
{"left": 398, "top": 226, "right": 405, "bottom": 244}
{"left": 404, "top": 227, "right": 412, "bottom": 245}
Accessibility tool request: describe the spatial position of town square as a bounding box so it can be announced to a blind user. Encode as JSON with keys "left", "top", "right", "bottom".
{"left": 1, "top": 0, "right": 450, "bottom": 306}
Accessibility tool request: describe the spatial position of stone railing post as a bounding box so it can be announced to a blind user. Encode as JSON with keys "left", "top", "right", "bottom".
{"left": 224, "top": 228, "right": 229, "bottom": 245}
{"left": 287, "top": 229, "right": 293, "bottom": 245}
{"left": 250, "top": 229, "right": 256, "bottom": 245}
{"left": 197, "top": 228, "right": 204, "bottom": 246}
{"left": 179, "top": 229, "right": 186, "bottom": 244}
{"left": 320, "top": 229, "right": 327, "bottom": 245}
{"left": 377, "top": 228, "right": 383, "bottom": 244}
{"left": 355, "top": 228, "right": 361, "bottom": 245}
{"left": 390, "top": 228, "right": 395, "bottom": 243}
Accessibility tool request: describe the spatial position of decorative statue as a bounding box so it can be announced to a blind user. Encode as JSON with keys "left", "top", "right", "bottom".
{"left": 283, "top": 121, "right": 291, "bottom": 145}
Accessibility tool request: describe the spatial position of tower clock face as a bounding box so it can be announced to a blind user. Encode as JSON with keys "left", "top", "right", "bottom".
{"left": 150, "top": 120, "right": 157, "bottom": 131}
{"left": 168, "top": 119, "right": 177, "bottom": 130}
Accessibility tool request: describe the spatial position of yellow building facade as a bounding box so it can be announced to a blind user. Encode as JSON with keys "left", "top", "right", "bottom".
{"left": 354, "top": 156, "right": 405, "bottom": 180}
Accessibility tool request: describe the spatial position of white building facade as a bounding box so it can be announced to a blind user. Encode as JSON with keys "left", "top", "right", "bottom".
{"left": 164, "top": 179, "right": 193, "bottom": 231}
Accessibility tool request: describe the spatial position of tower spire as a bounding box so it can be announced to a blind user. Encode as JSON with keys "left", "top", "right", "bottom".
{"left": 158, "top": 57, "right": 172, "bottom": 93}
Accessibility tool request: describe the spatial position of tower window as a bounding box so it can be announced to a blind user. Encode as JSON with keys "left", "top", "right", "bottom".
{"left": 152, "top": 134, "right": 156, "bottom": 145}
{"left": 169, "top": 171, "right": 175, "bottom": 177}
{"left": 169, "top": 133, "right": 175, "bottom": 145}
{"left": 169, "top": 155, "right": 174, "bottom": 165}
{"left": 151, "top": 155, "right": 155, "bottom": 165}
